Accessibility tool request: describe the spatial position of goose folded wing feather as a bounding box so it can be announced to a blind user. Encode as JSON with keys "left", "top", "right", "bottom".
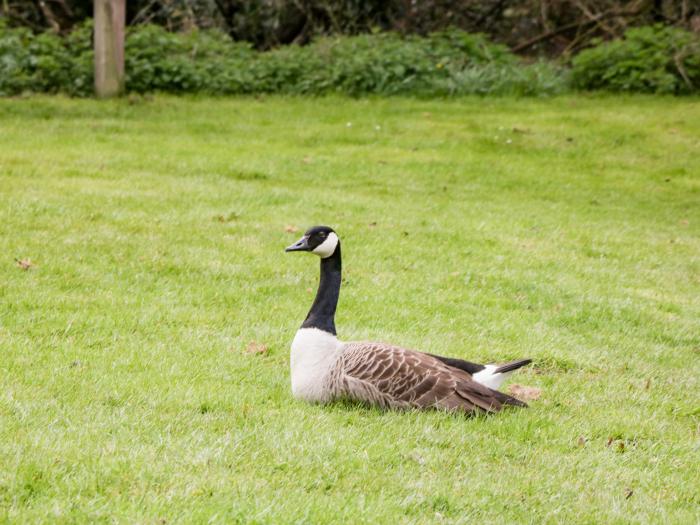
{"left": 339, "top": 342, "right": 525, "bottom": 413}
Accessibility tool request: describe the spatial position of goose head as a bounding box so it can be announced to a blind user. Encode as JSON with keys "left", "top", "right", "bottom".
{"left": 285, "top": 225, "right": 339, "bottom": 258}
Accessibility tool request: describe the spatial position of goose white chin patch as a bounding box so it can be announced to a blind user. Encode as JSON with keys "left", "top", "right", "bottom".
{"left": 312, "top": 232, "right": 339, "bottom": 258}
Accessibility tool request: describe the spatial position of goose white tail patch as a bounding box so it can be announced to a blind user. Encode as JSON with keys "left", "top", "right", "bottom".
{"left": 312, "top": 232, "right": 339, "bottom": 258}
{"left": 472, "top": 365, "right": 512, "bottom": 390}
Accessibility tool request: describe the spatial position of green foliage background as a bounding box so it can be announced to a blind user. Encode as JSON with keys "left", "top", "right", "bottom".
{"left": 2, "top": 22, "right": 700, "bottom": 97}
{"left": 572, "top": 25, "right": 700, "bottom": 94}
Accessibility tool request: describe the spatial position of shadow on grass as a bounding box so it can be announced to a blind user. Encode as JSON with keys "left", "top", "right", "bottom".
{"left": 322, "top": 397, "right": 517, "bottom": 422}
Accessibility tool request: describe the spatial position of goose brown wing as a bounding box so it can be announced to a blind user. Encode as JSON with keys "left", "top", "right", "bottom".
{"left": 339, "top": 342, "right": 525, "bottom": 413}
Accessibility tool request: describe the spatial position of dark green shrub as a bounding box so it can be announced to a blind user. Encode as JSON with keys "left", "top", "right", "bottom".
{"left": 571, "top": 25, "right": 700, "bottom": 94}
{"left": 319, "top": 30, "right": 517, "bottom": 96}
{"left": 308, "top": 33, "right": 442, "bottom": 95}
{"left": 0, "top": 22, "right": 566, "bottom": 97}
{"left": 0, "top": 20, "right": 91, "bottom": 96}
{"left": 253, "top": 30, "right": 518, "bottom": 96}
{"left": 249, "top": 45, "right": 324, "bottom": 94}
{"left": 62, "top": 22, "right": 94, "bottom": 96}
{"left": 125, "top": 25, "right": 255, "bottom": 94}
{"left": 0, "top": 22, "right": 75, "bottom": 95}
{"left": 0, "top": 23, "right": 34, "bottom": 95}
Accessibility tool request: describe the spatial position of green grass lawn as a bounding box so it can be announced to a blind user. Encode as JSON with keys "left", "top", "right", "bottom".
{"left": 1, "top": 95, "right": 699, "bottom": 524}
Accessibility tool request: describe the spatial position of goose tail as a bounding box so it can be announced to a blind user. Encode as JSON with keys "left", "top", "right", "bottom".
{"left": 494, "top": 358, "right": 532, "bottom": 374}
{"left": 472, "top": 359, "right": 532, "bottom": 390}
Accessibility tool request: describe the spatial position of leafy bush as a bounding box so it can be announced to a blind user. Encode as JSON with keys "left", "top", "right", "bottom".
{"left": 571, "top": 25, "right": 700, "bottom": 94}
{"left": 249, "top": 30, "right": 518, "bottom": 96}
{"left": 125, "top": 25, "right": 255, "bottom": 94}
{"left": 0, "top": 23, "right": 34, "bottom": 95}
{"left": 0, "top": 20, "right": 92, "bottom": 96}
{"left": 0, "top": 21, "right": 575, "bottom": 98}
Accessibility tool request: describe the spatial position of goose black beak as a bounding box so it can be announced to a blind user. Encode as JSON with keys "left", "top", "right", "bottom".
{"left": 285, "top": 236, "right": 310, "bottom": 252}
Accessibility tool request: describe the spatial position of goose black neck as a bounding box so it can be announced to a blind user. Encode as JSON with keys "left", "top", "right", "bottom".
{"left": 301, "top": 244, "right": 341, "bottom": 335}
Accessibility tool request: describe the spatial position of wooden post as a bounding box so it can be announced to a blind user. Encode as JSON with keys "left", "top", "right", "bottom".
{"left": 94, "top": 0, "right": 125, "bottom": 97}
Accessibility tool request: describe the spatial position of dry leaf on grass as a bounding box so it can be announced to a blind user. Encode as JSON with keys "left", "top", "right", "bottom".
{"left": 245, "top": 341, "right": 269, "bottom": 355}
{"left": 508, "top": 384, "right": 542, "bottom": 401}
{"left": 15, "top": 258, "right": 33, "bottom": 270}
{"left": 285, "top": 225, "right": 299, "bottom": 233}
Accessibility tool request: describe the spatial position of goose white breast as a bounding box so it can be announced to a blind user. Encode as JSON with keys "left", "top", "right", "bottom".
{"left": 290, "top": 327, "right": 342, "bottom": 402}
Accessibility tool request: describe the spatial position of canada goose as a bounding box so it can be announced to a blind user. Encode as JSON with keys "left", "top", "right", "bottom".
{"left": 285, "top": 225, "right": 532, "bottom": 414}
